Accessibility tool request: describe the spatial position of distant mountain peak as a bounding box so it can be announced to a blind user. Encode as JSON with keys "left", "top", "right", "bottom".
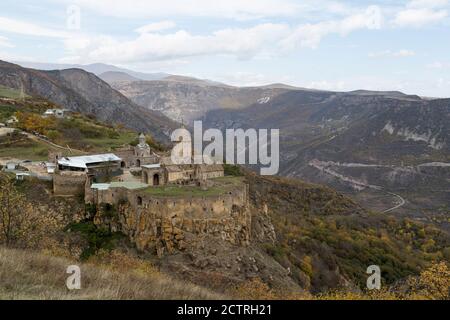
{"left": 13, "top": 61, "right": 170, "bottom": 82}
{"left": 98, "top": 71, "right": 140, "bottom": 83}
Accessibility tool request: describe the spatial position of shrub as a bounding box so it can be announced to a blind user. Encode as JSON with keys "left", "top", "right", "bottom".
{"left": 224, "top": 164, "right": 243, "bottom": 176}
{"left": 65, "top": 220, "right": 124, "bottom": 260}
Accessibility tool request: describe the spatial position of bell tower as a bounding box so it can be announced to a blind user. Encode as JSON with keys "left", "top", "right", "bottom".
{"left": 135, "top": 133, "right": 151, "bottom": 157}
{"left": 138, "top": 133, "right": 146, "bottom": 146}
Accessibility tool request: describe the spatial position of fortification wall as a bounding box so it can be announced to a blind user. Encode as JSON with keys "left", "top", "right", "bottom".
{"left": 200, "top": 170, "right": 224, "bottom": 180}
{"left": 93, "top": 183, "right": 250, "bottom": 256}
{"left": 53, "top": 172, "right": 86, "bottom": 196}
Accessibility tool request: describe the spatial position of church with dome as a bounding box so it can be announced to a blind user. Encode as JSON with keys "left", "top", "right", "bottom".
{"left": 114, "top": 133, "right": 224, "bottom": 186}
{"left": 114, "top": 133, "right": 160, "bottom": 168}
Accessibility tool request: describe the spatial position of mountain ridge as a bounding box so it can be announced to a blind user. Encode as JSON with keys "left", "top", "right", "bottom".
{"left": 14, "top": 61, "right": 170, "bottom": 81}
{"left": 0, "top": 60, "right": 178, "bottom": 141}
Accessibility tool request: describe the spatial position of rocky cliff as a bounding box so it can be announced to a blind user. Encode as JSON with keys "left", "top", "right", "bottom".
{"left": 111, "top": 79, "right": 294, "bottom": 123}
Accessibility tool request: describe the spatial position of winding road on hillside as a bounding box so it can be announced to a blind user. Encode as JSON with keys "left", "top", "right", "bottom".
{"left": 309, "top": 160, "right": 407, "bottom": 213}
{"left": 23, "top": 131, "right": 86, "bottom": 155}
{"left": 382, "top": 192, "right": 406, "bottom": 213}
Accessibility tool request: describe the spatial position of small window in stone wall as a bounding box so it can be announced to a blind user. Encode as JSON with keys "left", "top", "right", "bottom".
{"left": 137, "top": 196, "right": 143, "bottom": 206}
{"left": 157, "top": 226, "right": 162, "bottom": 237}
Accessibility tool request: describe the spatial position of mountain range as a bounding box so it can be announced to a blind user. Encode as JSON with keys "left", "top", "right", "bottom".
{"left": 202, "top": 89, "right": 450, "bottom": 219}
{"left": 92, "top": 65, "right": 449, "bottom": 218}
{"left": 4, "top": 60, "right": 450, "bottom": 219}
{"left": 14, "top": 61, "right": 171, "bottom": 81}
{"left": 0, "top": 60, "right": 177, "bottom": 141}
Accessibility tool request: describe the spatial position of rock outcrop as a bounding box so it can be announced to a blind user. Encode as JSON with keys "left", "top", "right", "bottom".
{"left": 91, "top": 179, "right": 251, "bottom": 256}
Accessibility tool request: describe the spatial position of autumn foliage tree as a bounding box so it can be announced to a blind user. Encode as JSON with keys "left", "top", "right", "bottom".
{"left": 408, "top": 262, "right": 450, "bottom": 300}
{"left": 15, "top": 111, "right": 56, "bottom": 135}
{"left": 0, "top": 174, "right": 26, "bottom": 246}
{"left": 0, "top": 174, "right": 63, "bottom": 248}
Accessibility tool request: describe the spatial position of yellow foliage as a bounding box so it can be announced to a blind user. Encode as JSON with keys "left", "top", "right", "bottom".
{"left": 15, "top": 111, "right": 56, "bottom": 135}
{"left": 88, "top": 249, "right": 161, "bottom": 278}
{"left": 407, "top": 262, "right": 450, "bottom": 300}
{"left": 229, "top": 263, "right": 449, "bottom": 300}
{"left": 230, "top": 278, "right": 279, "bottom": 300}
{"left": 300, "top": 255, "right": 313, "bottom": 277}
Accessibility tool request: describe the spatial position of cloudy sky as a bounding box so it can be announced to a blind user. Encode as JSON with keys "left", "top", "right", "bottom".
{"left": 1, "top": 0, "right": 450, "bottom": 96}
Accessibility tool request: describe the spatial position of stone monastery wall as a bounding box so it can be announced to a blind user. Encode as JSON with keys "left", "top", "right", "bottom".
{"left": 91, "top": 183, "right": 251, "bottom": 256}
{"left": 54, "top": 172, "right": 86, "bottom": 196}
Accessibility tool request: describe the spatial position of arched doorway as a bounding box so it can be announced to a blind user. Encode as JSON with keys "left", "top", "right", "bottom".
{"left": 136, "top": 159, "right": 141, "bottom": 167}
{"left": 153, "top": 173, "right": 160, "bottom": 186}
{"left": 121, "top": 161, "right": 126, "bottom": 168}
{"left": 143, "top": 171, "right": 148, "bottom": 184}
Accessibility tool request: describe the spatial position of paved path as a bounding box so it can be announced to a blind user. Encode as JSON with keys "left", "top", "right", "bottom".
{"left": 24, "top": 131, "right": 86, "bottom": 154}
{"left": 382, "top": 192, "right": 406, "bottom": 213}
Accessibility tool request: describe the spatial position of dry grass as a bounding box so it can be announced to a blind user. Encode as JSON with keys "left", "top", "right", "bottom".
{"left": 0, "top": 247, "right": 225, "bottom": 300}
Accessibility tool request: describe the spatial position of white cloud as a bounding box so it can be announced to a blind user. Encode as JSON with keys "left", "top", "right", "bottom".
{"left": 60, "top": 6, "right": 383, "bottom": 65}
{"left": 0, "top": 17, "right": 69, "bottom": 38}
{"left": 55, "top": 5, "right": 386, "bottom": 65}
{"left": 0, "top": 35, "right": 14, "bottom": 48}
{"left": 135, "top": 21, "right": 176, "bottom": 34}
{"left": 2, "top": 2, "right": 444, "bottom": 74}
{"left": 56, "top": 0, "right": 302, "bottom": 20}
{"left": 368, "top": 49, "right": 415, "bottom": 58}
{"left": 437, "top": 77, "right": 450, "bottom": 89}
{"left": 394, "top": 8, "right": 448, "bottom": 27}
{"left": 281, "top": 5, "right": 383, "bottom": 50}
{"left": 408, "top": 0, "right": 448, "bottom": 9}
{"left": 427, "top": 61, "right": 450, "bottom": 69}
{"left": 63, "top": 23, "right": 291, "bottom": 64}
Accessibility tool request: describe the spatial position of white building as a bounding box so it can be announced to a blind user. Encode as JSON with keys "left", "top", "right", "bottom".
{"left": 5, "top": 162, "right": 18, "bottom": 170}
{"left": 6, "top": 116, "right": 18, "bottom": 126}
{"left": 57, "top": 153, "right": 122, "bottom": 174}
{"left": 45, "top": 162, "right": 56, "bottom": 174}
{"left": 43, "top": 109, "right": 69, "bottom": 118}
{"left": 15, "top": 172, "right": 30, "bottom": 181}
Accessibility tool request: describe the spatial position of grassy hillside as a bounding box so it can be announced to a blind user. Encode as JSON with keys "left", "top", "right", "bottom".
{"left": 0, "top": 97, "right": 165, "bottom": 160}
{"left": 0, "top": 85, "right": 28, "bottom": 99}
{"left": 0, "top": 247, "right": 223, "bottom": 300}
{"left": 0, "top": 137, "right": 57, "bottom": 161}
